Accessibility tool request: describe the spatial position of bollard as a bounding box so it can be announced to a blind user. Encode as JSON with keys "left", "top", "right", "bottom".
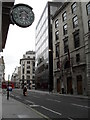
{"left": 7, "top": 87, "right": 9, "bottom": 100}
{"left": 7, "top": 91, "right": 9, "bottom": 100}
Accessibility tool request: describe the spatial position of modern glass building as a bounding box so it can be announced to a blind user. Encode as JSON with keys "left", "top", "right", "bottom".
{"left": 35, "top": 2, "right": 62, "bottom": 91}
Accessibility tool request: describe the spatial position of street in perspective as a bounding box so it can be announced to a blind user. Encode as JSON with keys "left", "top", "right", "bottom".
{"left": 2, "top": 89, "right": 89, "bottom": 119}
{"left": 0, "top": 0, "right": 90, "bottom": 119}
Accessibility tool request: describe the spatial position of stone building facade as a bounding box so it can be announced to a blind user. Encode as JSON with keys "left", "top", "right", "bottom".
{"left": 20, "top": 51, "right": 35, "bottom": 89}
{"left": 11, "top": 66, "right": 21, "bottom": 88}
{"left": 0, "top": 56, "right": 5, "bottom": 86}
{"left": 0, "top": 1, "right": 15, "bottom": 118}
{"left": 81, "top": 2, "right": 90, "bottom": 96}
{"left": 52, "top": 2, "right": 90, "bottom": 95}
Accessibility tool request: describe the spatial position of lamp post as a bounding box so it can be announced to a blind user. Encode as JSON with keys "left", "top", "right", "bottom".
{"left": 7, "top": 75, "right": 10, "bottom": 100}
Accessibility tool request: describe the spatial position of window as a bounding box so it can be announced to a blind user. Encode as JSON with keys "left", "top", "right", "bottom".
{"left": 27, "top": 75, "right": 30, "bottom": 79}
{"left": 73, "top": 16, "right": 78, "bottom": 28}
{"left": 64, "top": 61, "right": 70, "bottom": 69}
{"left": 33, "top": 62, "right": 35, "bottom": 66}
{"left": 71, "top": 2, "right": 76, "bottom": 13}
{"left": 88, "top": 20, "right": 90, "bottom": 31}
{"left": 23, "top": 64, "right": 24, "bottom": 67}
{"left": 63, "top": 38, "right": 68, "bottom": 53}
{"left": 55, "top": 44, "right": 59, "bottom": 57}
{"left": 32, "top": 80, "right": 35, "bottom": 84}
{"left": 76, "top": 53, "right": 80, "bottom": 63}
{"left": 27, "top": 61, "right": 30, "bottom": 64}
{"left": 22, "top": 75, "right": 24, "bottom": 79}
{"left": 55, "top": 31, "right": 59, "bottom": 40}
{"left": 22, "top": 68, "right": 24, "bottom": 74}
{"left": 55, "top": 19, "right": 59, "bottom": 28}
{"left": 33, "top": 68, "right": 35, "bottom": 74}
{"left": 62, "top": 11, "right": 67, "bottom": 21}
{"left": 86, "top": 2, "right": 90, "bottom": 15}
{"left": 32, "top": 76, "right": 35, "bottom": 79}
{"left": 33, "top": 57, "right": 35, "bottom": 59}
{"left": 73, "top": 32, "right": 80, "bottom": 48}
{"left": 27, "top": 66, "right": 30, "bottom": 69}
{"left": 77, "top": 75, "right": 82, "bottom": 80}
{"left": 28, "top": 56, "right": 30, "bottom": 58}
{"left": 63, "top": 24, "right": 67, "bottom": 35}
{"left": 27, "top": 70, "right": 30, "bottom": 74}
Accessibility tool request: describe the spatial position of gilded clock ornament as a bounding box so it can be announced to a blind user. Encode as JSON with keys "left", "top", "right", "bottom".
{"left": 10, "top": 4, "right": 35, "bottom": 28}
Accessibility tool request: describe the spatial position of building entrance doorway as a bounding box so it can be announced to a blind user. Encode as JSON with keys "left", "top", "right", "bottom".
{"left": 57, "top": 79, "right": 61, "bottom": 93}
{"left": 77, "top": 75, "right": 82, "bottom": 95}
{"left": 67, "top": 77, "right": 72, "bottom": 94}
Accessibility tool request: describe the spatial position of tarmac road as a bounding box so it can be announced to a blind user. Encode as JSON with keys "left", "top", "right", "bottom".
{"left": 9, "top": 89, "right": 89, "bottom": 119}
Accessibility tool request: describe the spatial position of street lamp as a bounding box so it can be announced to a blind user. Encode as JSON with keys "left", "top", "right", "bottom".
{"left": 49, "top": 49, "right": 52, "bottom": 52}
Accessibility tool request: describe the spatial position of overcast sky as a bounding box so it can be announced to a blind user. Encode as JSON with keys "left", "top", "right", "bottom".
{"left": 3, "top": 0, "right": 52, "bottom": 80}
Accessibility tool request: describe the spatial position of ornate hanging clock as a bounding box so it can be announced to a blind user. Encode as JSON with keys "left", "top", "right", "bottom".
{"left": 10, "top": 4, "right": 35, "bottom": 28}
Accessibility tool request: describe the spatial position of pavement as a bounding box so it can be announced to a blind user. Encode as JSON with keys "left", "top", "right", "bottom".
{"left": 0, "top": 89, "right": 2, "bottom": 120}
{"left": 0, "top": 89, "right": 89, "bottom": 119}
{"left": 1, "top": 90, "right": 43, "bottom": 119}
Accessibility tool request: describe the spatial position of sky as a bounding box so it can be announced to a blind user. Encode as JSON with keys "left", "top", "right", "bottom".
{"left": 3, "top": 0, "right": 52, "bottom": 80}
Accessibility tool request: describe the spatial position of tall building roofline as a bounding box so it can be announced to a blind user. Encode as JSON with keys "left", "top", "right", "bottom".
{"left": 52, "top": 2, "right": 70, "bottom": 19}
{"left": 36, "top": 2, "right": 63, "bottom": 29}
{"left": 26, "top": 50, "right": 35, "bottom": 54}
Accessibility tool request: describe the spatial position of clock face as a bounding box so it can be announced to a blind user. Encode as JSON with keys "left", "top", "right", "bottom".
{"left": 10, "top": 4, "right": 35, "bottom": 27}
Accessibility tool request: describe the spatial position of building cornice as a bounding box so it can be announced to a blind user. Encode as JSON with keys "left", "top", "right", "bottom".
{"left": 20, "top": 58, "right": 35, "bottom": 64}
{"left": 52, "top": 2, "right": 70, "bottom": 20}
